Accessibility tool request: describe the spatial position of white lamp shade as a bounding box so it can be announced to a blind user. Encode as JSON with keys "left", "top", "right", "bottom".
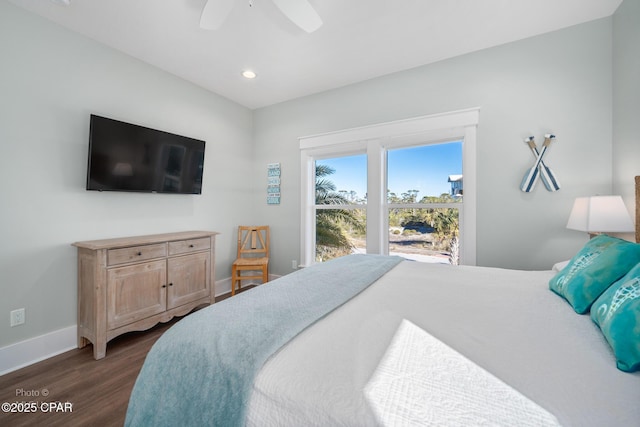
{"left": 566, "top": 195, "right": 634, "bottom": 233}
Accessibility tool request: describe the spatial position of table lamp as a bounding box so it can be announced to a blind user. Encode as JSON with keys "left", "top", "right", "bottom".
{"left": 566, "top": 195, "right": 634, "bottom": 238}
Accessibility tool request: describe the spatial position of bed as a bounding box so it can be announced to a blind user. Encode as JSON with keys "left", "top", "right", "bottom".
{"left": 125, "top": 182, "right": 640, "bottom": 427}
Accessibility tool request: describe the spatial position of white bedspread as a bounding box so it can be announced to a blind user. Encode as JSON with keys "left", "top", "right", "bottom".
{"left": 246, "top": 261, "right": 640, "bottom": 427}
{"left": 365, "top": 319, "right": 560, "bottom": 426}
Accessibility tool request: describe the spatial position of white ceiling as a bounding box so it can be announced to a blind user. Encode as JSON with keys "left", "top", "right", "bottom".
{"left": 8, "top": 0, "right": 623, "bottom": 109}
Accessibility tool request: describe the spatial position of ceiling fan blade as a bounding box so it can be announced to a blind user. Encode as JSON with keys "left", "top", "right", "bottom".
{"left": 271, "top": 0, "right": 323, "bottom": 33}
{"left": 200, "top": 0, "right": 236, "bottom": 30}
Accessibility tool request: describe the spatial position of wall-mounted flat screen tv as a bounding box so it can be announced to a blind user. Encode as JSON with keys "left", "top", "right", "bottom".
{"left": 86, "top": 115, "right": 205, "bottom": 194}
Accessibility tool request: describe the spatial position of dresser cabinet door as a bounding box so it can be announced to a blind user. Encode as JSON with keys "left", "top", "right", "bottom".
{"left": 107, "top": 260, "right": 167, "bottom": 330}
{"left": 167, "top": 252, "right": 210, "bottom": 310}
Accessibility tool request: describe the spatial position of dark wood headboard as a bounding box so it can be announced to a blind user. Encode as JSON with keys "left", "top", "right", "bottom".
{"left": 636, "top": 176, "right": 639, "bottom": 243}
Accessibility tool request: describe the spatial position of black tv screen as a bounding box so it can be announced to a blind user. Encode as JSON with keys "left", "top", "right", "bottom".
{"left": 86, "top": 115, "right": 205, "bottom": 194}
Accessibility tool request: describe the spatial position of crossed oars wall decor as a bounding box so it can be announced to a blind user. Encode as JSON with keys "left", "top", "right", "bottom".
{"left": 520, "top": 134, "right": 560, "bottom": 193}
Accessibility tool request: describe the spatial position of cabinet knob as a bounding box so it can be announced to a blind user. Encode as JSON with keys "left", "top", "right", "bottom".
{"left": 189, "top": 244, "right": 194, "bottom": 248}
{"left": 161, "top": 284, "right": 166, "bottom": 288}
{"left": 168, "top": 283, "right": 173, "bottom": 287}
{"left": 137, "top": 251, "right": 142, "bottom": 256}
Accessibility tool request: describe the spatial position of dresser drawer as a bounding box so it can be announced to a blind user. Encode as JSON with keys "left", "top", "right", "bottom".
{"left": 108, "top": 243, "right": 167, "bottom": 266}
{"left": 169, "top": 238, "right": 211, "bottom": 256}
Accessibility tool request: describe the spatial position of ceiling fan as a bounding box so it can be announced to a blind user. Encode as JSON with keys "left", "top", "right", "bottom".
{"left": 200, "top": 0, "right": 323, "bottom": 33}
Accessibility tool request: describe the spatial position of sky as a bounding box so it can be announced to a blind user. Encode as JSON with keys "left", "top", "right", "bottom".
{"left": 317, "top": 141, "right": 462, "bottom": 201}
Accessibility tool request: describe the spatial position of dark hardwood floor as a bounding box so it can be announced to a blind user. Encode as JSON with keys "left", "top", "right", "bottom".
{"left": 0, "top": 289, "right": 245, "bottom": 427}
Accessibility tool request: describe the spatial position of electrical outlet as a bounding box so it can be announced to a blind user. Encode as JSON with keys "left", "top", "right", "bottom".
{"left": 292, "top": 260, "right": 298, "bottom": 270}
{"left": 10, "top": 308, "right": 25, "bottom": 327}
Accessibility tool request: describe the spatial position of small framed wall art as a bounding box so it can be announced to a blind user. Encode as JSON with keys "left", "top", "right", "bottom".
{"left": 267, "top": 162, "right": 281, "bottom": 205}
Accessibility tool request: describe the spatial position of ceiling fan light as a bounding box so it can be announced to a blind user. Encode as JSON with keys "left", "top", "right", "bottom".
{"left": 242, "top": 70, "right": 257, "bottom": 79}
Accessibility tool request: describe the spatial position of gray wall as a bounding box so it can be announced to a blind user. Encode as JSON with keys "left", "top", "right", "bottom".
{"left": 0, "top": 2, "right": 254, "bottom": 348}
{"left": 253, "top": 18, "right": 614, "bottom": 274}
{"left": 613, "top": 0, "right": 640, "bottom": 240}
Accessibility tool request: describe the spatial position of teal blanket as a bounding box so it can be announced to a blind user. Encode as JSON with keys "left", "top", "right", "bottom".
{"left": 125, "top": 254, "right": 402, "bottom": 427}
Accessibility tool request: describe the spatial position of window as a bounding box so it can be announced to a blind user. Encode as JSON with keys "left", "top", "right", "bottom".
{"left": 387, "top": 143, "right": 462, "bottom": 264}
{"left": 300, "top": 109, "right": 478, "bottom": 267}
{"left": 315, "top": 154, "right": 367, "bottom": 261}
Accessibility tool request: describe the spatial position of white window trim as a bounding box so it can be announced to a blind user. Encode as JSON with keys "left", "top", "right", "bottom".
{"left": 300, "top": 108, "right": 479, "bottom": 267}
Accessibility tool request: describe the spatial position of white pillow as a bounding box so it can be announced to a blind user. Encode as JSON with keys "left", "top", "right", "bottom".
{"left": 551, "top": 260, "right": 570, "bottom": 272}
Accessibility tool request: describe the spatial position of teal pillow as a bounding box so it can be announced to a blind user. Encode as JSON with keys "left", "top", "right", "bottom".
{"left": 591, "top": 263, "right": 640, "bottom": 372}
{"left": 549, "top": 235, "right": 640, "bottom": 314}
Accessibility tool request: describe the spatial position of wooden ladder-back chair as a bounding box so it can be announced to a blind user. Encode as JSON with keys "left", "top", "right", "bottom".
{"left": 231, "top": 226, "right": 270, "bottom": 296}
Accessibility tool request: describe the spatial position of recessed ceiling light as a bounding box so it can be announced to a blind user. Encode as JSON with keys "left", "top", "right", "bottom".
{"left": 242, "top": 70, "right": 257, "bottom": 79}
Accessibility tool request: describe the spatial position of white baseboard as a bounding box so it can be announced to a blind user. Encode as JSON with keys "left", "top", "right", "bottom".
{"left": 0, "top": 326, "right": 76, "bottom": 376}
{"left": 1, "top": 276, "right": 281, "bottom": 376}
{"left": 215, "top": 276, "right": 232, "bottom": 296}
{"left": 214, "top": 274, "right": 280, "bottom": 297}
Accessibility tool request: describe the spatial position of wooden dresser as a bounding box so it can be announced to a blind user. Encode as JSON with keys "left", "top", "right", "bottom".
{"left": 72, "top": 231, "right": 219, "bottom": 360}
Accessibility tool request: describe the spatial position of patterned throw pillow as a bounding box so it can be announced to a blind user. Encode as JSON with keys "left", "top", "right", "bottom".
{"left": 549, "top": 235, "right": 640, "bottom": 314}
{"left": 591, "top": 263, "right": 640, "bottom": 372}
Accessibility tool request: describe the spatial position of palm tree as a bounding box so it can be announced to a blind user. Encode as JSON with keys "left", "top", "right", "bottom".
{"left": 315, "top": 164, "right": 365, "bottom": 260}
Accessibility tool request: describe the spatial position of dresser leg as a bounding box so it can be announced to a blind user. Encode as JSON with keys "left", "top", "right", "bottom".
{"left": 78, "top": 335, "right": 89, "bottom": 349}
{"left": 93, "top": 342, "right": 106, "bottom": 360}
